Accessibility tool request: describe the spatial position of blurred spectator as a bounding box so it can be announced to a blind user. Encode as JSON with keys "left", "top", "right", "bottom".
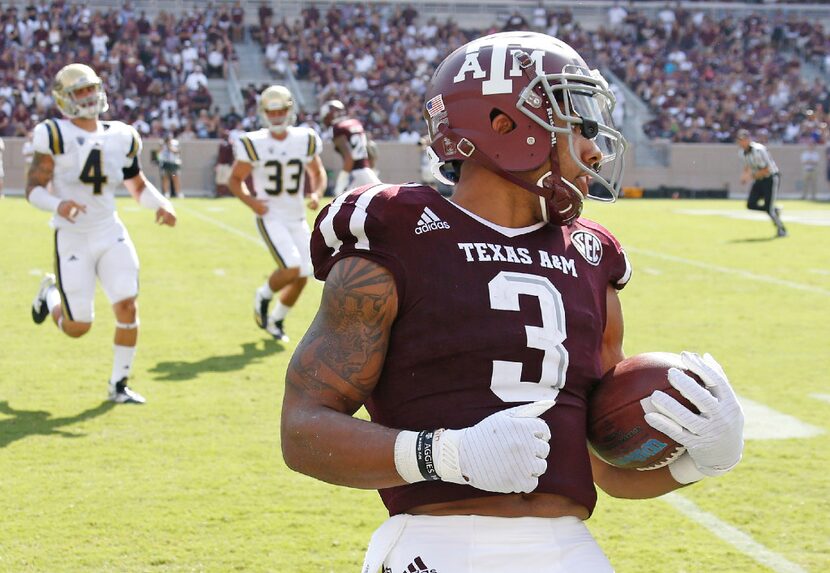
{"left": 503, "top": 10, "right": 529, "bottom": 32}
{"left": 157, "top": 134, "right": 184, "bottom": 199}
{"left": 214, "top": 129, "right": 235, "bottom": 197}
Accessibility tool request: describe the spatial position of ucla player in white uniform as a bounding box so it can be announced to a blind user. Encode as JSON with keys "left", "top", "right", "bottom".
{"left": 27, "top": 63, "right": 177, "bottom": 404}
{"left": 228, "top": 85, "right": 327, "bottom": 342}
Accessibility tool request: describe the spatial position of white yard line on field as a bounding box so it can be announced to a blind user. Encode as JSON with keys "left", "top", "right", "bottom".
{"left": 627, "top": 247, "right": 830, "bottom": 297}
{"left": 741, "top": 396, "right": 825, "bottom": 439}
{"left": 810, "top": 393, "right": 830, "bottom": 405}
{"left": 662, "top": 493, "right": 808, "bottom": 573}
{"left": 180, "top": 205, "right": 265, "bottom": 249}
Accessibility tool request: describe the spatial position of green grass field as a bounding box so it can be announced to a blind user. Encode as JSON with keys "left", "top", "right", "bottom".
{"left": 1, "top": 195, "right": 828, "bottom": 572}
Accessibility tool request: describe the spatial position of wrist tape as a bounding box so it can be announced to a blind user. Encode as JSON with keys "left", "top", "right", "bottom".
{"left": 138, "top": 181, "right": 174, "bottom": 213}
{"left": 29, "top": 186, "right": 62, "bottom": 212}
{"left": 394, "top": 429, "right": 442, "bottom": 483}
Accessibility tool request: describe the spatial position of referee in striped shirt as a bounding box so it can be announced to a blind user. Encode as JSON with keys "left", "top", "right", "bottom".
{"left": 737, "top": 129, "right": 787, "bottom": 237}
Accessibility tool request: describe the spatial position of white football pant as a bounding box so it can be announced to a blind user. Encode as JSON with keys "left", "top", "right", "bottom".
{"left": 363, "top": 514, "right": 614, "bottom": 573}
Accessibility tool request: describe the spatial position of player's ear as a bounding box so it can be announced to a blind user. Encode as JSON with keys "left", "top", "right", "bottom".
{"left": 491, "top": 111, "right": 516, "bottom": 135}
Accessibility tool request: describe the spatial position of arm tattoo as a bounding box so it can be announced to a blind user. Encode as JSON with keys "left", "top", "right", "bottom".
{"left": 26, "top": 152, "right": 54, "bottom": 193}
{"left": 287, "top": 257, "right": 397, "bottom": 413}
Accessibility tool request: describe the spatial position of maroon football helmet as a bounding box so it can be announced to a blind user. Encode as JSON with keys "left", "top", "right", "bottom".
{"left": 423, "top": 32, "right": 627, "bottom": 226}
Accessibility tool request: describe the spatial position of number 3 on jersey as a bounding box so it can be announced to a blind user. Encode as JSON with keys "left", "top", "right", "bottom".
{"left": 488, "top": 271, "right": 569, "bottom": 403}
{"left": 79, "top": 148, "right": 108, "bottom": 195}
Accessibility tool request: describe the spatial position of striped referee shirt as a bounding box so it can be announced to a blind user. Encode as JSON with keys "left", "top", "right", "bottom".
{"left": 741, "top": 142, "right": 779, "bottom": 177}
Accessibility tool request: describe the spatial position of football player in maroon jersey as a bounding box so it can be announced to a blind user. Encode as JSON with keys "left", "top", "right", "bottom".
{"left": 283, "top": 32, "right": 743, "bottom": 572}
{"left": 320, "top": 99, "right": 381, "bottom": 195}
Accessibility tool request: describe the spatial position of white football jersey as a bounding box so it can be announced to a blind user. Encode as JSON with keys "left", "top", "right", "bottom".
{"left": 33, "top": 118, "right": 142, "bottom": 231}
{"left": 233, "top": 126, "right": 321, "bottom": 219}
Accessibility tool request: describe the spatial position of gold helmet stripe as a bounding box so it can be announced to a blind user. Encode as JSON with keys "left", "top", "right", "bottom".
{"left": 240, "top": 136, "right": 259, "bottom": 161}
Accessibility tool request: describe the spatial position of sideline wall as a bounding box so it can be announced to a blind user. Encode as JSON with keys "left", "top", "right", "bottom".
{"left": 2, "top": 138, "right": 824, "bottom": 198}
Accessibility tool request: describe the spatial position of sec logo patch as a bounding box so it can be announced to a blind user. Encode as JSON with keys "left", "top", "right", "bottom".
{"left": 571, "top": 230, "right": 602, "bottom": 266}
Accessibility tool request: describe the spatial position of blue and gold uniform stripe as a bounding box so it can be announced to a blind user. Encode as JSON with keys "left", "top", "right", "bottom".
{"left": 240, "top": 136, "right": 259, "bottom": 161}
{"left": 53, "top": 230, "right": 73, "bottom": 321}
{"left": 255, "top": 218, "right": 286, "bottom": 268}
{"left": 45, "top": 119, "right": 65, "bottom": 155}
{"left": 126, "top": 130, "right": 140, "bottom": 159}
{"left": 307, "top": 133, "right": 316, "bottom": 157}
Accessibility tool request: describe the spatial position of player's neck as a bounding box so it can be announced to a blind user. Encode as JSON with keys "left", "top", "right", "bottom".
{"left": 451, "top": 167, "right": 544, "bottom": 228}
{"left": 70, "top": 117, "right": 99, "bottom": 132}
{"left": 269, "top": 130, "right": 288, "bottom": 141}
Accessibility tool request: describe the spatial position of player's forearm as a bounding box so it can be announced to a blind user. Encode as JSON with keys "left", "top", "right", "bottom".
{"left": 227, "top": 176, "right": 254, "bottom": 204}
{"left": 590, "top": 453, "right": 683, "bottom": 498}
{"left": 280, "top": 399, "right": 404, "bottom": 489}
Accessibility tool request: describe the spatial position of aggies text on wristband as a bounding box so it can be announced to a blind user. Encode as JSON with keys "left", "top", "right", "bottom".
{"left": 415, "top": 430, "right": 440, "bottom": 481}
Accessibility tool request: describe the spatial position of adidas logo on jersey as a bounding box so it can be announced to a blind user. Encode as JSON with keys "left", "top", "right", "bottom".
{"left": 402, "top": 556, "right": 437, "bottom": 573}
{"left": 415, "top": 207, "right": 450, "bottom": 235}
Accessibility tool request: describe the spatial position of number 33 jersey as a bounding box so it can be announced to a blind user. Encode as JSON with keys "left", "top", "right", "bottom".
{"left": 311, "top": 184, "right": 632, "bottom": 516}
{"left": 233, "top": 126, "right": 322, "bottom": 220}
{"left": 32, "top": 118, "right": 142, "bottom": 232}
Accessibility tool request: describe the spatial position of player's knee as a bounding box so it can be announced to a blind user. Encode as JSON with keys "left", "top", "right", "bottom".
{"left": 113, "top": 297, "right": 138, "bottom": 321}
{"left": 62, "top": 320, "right": 92, "bottom": 337}
{"left": 284, "top": 266, "right": 301, "bottom": 281}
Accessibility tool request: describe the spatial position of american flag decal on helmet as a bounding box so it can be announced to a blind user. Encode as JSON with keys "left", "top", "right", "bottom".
{"left": 426, "top": 94, "right": 445, "bottom": 117}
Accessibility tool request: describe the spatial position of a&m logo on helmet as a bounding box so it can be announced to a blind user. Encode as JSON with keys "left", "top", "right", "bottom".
{"left": 571, "top": 230, "right": 603, "bottom": 266}
{"left": 451, "top": 33, "right": 576, "bottom": 95}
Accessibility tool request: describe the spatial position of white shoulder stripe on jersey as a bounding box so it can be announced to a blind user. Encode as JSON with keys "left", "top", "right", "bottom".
{"left": 618, "top": 250, "right": 633, "bottom": 287}
{"left": 352, "top": 185, "right": 393, "bottom": 251}
{"left": 319, "top": 185, "right": 391, "bottom": 255}
{"left": 319, "top": 191, "right": 354, "bottom": 255}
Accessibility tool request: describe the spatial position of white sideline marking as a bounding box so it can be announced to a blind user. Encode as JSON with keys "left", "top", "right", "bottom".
{"left": 678, "top": 208, "right": 830, "bottom": 227}
{"left": 741, "top": 396, "right": 825, "bottom": 439}
{"left": 627, "top": 247, "right": 830, "bottom": 297}
{"left": 809, "top": 269, "right": 830, "bottom": 276}
{"left": 206, "top": 206, "right": 225, "bottom": 212}
{"left": 641, "top": 267, "right": 662, "bottom": 275}
{"left": 213, "top": 269, "right": 226, "bottom": 276}
{"left": 662, "top": 493, "right": 808, "bottom": 573}
{"left": 180, "top": 206, "right": 264, "bottom": 249}
{"left": 810, "top": 393, "right": 830, "bottom": 404}
{"left": 29, "top": 269, "right": 43, "bottom": 276}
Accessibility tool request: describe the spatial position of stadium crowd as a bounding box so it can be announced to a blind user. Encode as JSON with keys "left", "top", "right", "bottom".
{"left": 0, "top": 1, "right": 240, "bottom": 139}
{"left": 0, "top": 1, "right": 827, "bottom": 144}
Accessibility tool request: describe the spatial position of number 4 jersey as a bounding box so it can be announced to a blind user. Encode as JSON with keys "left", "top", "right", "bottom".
{"left": 234, "top": 126, "right": 322, "bottom": 220}
{"left": 32, "top": 118, "right": 142, "bottom": 232}
{"left": 311, "top": 184, "right": 632, "bottom": 516}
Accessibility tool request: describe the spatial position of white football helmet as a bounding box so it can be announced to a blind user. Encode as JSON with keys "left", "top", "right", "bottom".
{"left": 259, "top": 85, "right": 295, "bottom": 134}
{"left": 320, "top": 99, "right": 346, "bottom": 127}
{"left": 52, "top": 63, "right": 109, "bottom": 119}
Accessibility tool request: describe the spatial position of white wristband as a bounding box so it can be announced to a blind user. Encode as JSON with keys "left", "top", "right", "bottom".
{"left": 394, "top": 430, "right": 423, "bottom": 484}
{"left": 28, "top": 186, "right": 61, "bottom": 212}
{"left": 668, "top": 452, "right": 706, "bottom": 485}
{"left": 138, "top": 181, "right": 174, "bottom": 212}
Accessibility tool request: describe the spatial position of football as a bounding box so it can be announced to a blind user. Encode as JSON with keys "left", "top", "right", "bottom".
{"left": 587, "top": 352, "right": 704, "bottom": 470}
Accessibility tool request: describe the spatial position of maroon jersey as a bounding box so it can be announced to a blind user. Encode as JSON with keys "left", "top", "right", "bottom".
{"left": 331, "top": 117, "right": 371, "bottom": 170}
{"left": 311, "top": 184, "right": 632, "bottom": 517}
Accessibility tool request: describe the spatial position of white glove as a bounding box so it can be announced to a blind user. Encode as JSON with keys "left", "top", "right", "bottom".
{"left": 394, "top": 400, "right": 555, "bottom": 494}
{"left": 644, "top": 352, "right": 744, "bottom": 479}
{"left": 434, "top": 400, "right": 555, "bottom": 493}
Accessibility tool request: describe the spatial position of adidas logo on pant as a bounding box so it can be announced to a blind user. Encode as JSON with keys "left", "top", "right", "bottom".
{"left": 402, "top": 556, "right": 437, "bottom": 573}
{"left": 415, "top": 207, "right": 450, "bottom": 235}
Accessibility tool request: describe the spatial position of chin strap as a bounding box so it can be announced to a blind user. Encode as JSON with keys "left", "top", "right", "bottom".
{"left": 435, "top": 123, "right": 582, "bottom": 226}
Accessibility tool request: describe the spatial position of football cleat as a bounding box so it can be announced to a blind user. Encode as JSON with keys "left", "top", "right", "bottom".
{"left": 32, "top": 273, "right": 56, "bottom": 324}
{"left": 108, "top": 378, "right": 146, "bottom": 404}
{"left": 266, "top": 319, "right": 289, "bottom": 342}
{"left": 254, "top": 289, "right": 271, "bottom": 329}
{"left": 777, "top": 227, "right": 788, "bottom": 238}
